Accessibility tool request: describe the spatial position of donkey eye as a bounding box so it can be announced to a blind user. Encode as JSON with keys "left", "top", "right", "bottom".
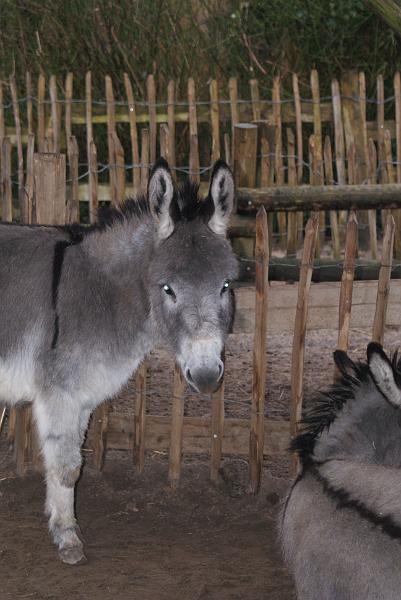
{"left": 221, "top": 280, "right": 231, "bottom": 294}
{"left": 162, "top": 284, "right": 176, "bottom": 299}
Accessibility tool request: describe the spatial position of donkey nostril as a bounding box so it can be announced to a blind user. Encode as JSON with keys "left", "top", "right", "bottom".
{"left": 186, "top": 368, "right": 193, "bottom": 383}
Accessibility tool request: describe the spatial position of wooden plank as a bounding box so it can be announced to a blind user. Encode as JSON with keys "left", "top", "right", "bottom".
{"left": 140, "top": 128, "right": 150, "bottom": 192}
{"left": 168, "top": 365, "right": 186, "bottom": 487}
{"left": 37, "top": 73, "right": 46, "bottom": 152}
{"left": 103, "top": 414, "right": 290, "bottom": 457}
{"left": 372, "top": 215, "right": 395, "bottom": 345}
{"left": 341, "top": 71, "right": 367, "bottom": 183}
{"left": 188, "top": 78, "right": 200, "bottom": 183}
{"left": 147, "top": 74, "right": 157, "bottom": 164}
{"left": 292, "top": 73, "right": 303, "bottom": 183}
{"left": 88, "top": 140, "right": 98, "bottom": 224}
{"left": 233, "top": 124, "right": 258, "bottom": 189}
{"left": 167, "top": 80, "right": 176, "bottom": 171}
{"left": 66, "top": 136, "right": 79, "bottom": 224}
{"left": 286, "top": 128, "right": 298, "bottom": 257}
{"left": 10, "top": 75, "right": 25, "bottom": 218}
{"left": 34, "top": 153, "right": 66, "bottom": 226}
{"left": 249, "top": 207, "right": 269, "bottom": 494}
{"left": 133, "top": 362, "right": 147, "bottom": 472}
{"left": 290, "top": 214, "right": 319, "bottom": 452}
{"left": 92, "top": 403, "right": 110, "bottom": 471}
{"left": 337, "top": 212, "right": 358, "bottom": 353}
{"left": 228, "top": 77, "right": 239, "bottom": 131}
{"left": 324, "top": 136, "right": 340, "bottom": 259}
{"left": 237, "top": 183, "right": 401, "bottom": 212}
{"left": 26, "top": 72, "right": 33, "bottom": 136}
{"left": 210, "top": 79, "right": 221, "bottom": 162}
{"left": 124, "top": 73, "right": 140, "bottom": 194}
{"left": 65, "top": 72, "right": 73, "bottom": 141}
{"left": 309, "top": 134, "right": 324, "bottom": 257}
{"left": 1, "top": 137, "right": 12, "bottom": 222}
{"left": 49, "top": 75, "right": 60, "bottom": 153}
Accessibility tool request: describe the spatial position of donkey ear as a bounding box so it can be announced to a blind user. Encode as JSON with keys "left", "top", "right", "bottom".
{"left": 208, "top": 160, "right": 235, "bottom": 235}
{"left": 333, "top": 350, "right": 357, "bottom": 378}
{"left": 148, "top": 158, "right": 175, "bottom": 240}
{"left": 367, "top": 342, "right": 401, "bottom": 407}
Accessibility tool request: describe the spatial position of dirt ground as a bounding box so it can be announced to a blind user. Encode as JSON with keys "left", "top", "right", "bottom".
{"left": 1, "top": 324, "right": 401, "bottom": 600}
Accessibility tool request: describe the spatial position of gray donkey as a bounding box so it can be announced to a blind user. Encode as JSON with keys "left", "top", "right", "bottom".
{"left": 280, "top": 342, "right": 401, "bottom": 599}
{"left": 0, "top": 158, "right": 238, "bottom": 565}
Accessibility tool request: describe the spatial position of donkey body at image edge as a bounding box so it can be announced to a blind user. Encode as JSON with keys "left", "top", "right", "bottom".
{"left": 281, "top": 343, "right": 401, "bottom": 599}
{"left": 0, "top": 159, "right": 238, "bottom": 564}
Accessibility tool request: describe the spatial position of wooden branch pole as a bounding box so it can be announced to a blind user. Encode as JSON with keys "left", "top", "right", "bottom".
{"left": 85, "top": 71, "right": 93, "bottom": 161}
{"left": 10, "top": 75, "right": 25, "bottom": 217}
{"left": 1, "top": 137, "right": 12, "bottom": 222}
{"left": 237, "top": 183, "right": 401, "bottom": 212}
{"left": 292, "top": 73, "right": 303, "bottom": 183}
{"left": 168, "top": 365, "right": 186, "bottom": 487}
{"left": 65, "top": 72, "right": 73, "bottom": 141}
{"left": 210, "top": 360, "right": 225, "bottom": 483}
{"left": 233, "top": 124, "right": 258, "bottom": 190}
{"left": 37, "top": 73, "right": 46, "bottom": 153}
{"left": 372, "top": 215, "right": 395, "bottom": 345}
{"left": 337, "top": 212, "right": 358, "bottom": 355}
{"left": 133, "top": 362, "right": 147, "bottom": 472}
{"left": 26, "top": 72, "right": 33, "bottom": 135}
{"left": 249, "top": 207, "right": 269, "bottom": 494}
{"left": 188, "top": 78, "right": 200, "bottom": 183}
{"left": 124, "top": 73, "right": 140, "bottom": 194}
{"left": 286, "top": 128, "right": 297, "bottom": 257}
{"left": 140, "top": 128, "right": 150, "bottom": 192}
{"left": 110, "top": 131, "right": 125, "bottom": 206}
{"left": 167, "top": 80, "right": 176, "bottom": 172}
{"left": 49, "top": 75, "right": 60, "bottom": 153}
{"left": 146, "top": 74, "right": 157, "bottom": 165}
{"left": 92, "top": 403, "right": 110, "bottom": 471}
{"left": 210, "top": 79, "right": 221, "bottom": 162}
{"left": 324, "top": 136, "right": 340, "bottom": 259}
{"left": 290, "top": 214, "right": 319, "bottom": 470}
{"left": 88, "top": 140, "right": 98, "bottom": 224}
{"left": 67, "top": 136, "right": 79, "bottom": 223}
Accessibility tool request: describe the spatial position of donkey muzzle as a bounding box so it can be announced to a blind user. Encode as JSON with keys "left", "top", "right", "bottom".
{"left": 185, "top": 361, "right": 224, "bottom": 394}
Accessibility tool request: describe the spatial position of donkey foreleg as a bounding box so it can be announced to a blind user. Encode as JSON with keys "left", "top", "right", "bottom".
{"left": 317, "top": 460, "right": 401, "bottom": 526}
{"left": 34, "top": 399, "right": 91, "bottom": 565}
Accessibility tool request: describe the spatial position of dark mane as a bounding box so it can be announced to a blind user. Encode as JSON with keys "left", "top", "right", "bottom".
{"left": 96, "top": 180, "right": 213, "bottom": 230}
{"left": 292, "top": 355, "right": 401, "bottom": 465}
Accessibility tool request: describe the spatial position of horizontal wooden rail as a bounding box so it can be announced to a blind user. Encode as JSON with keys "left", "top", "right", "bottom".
{"left": 238, "top": 183, "right": 401, "bottom": 212}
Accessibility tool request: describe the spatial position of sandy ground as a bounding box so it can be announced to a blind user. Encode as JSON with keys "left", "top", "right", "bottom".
{"left": 1, "top": 324, "right": 400, "bottom": 600}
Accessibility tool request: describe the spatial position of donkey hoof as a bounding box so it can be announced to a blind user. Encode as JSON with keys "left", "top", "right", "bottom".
{"left": 59, "top": 545, "right": 87, "bottom": 565}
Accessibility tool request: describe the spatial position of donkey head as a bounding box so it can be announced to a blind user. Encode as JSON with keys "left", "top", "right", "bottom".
{"left": 147, "top": 159, "right": 238, "bottom": 394}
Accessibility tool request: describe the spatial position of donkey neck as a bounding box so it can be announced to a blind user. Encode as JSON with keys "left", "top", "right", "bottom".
{"left": 81, "top": 217, "right": 157, "bottom": 346}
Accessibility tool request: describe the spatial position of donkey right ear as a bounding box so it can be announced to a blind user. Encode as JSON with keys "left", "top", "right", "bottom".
{"left": 148, "top": 158, "right": 175, "bottom": 240}
{"left": 367, "top": 342, "right": 401, "bottom": 407}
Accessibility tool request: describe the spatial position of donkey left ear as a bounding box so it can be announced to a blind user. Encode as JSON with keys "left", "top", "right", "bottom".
{"left": 148, "top": 158, "right": 175, "bottom": 240}
{"left": 367, "top": 342, "right": 401, "bottom": 407}
{"left": 208, "top": 160, "right": 235, "bottom": 236}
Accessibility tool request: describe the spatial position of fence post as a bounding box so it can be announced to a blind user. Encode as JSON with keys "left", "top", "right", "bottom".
{"left": 249, "top": 207, "right": 269, "bottom": 494}
{"left": 337, "top": 212, "right": 358, "bottom": 354}
{"left": 290, "top": 214, "right": 319, "bottom": 473}
{"left": 168, "top": 365, "right": 186, "bottom": 488}
{"left": 372, "top": 215, "right": 395, "bottom": 345}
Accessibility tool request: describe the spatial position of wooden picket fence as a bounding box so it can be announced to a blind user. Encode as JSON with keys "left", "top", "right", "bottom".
{"left": 3, "top": 153, "right": 401, "bottom": 491}
{"left": 2, "top": 70, "right": 401, "bottom": 261}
